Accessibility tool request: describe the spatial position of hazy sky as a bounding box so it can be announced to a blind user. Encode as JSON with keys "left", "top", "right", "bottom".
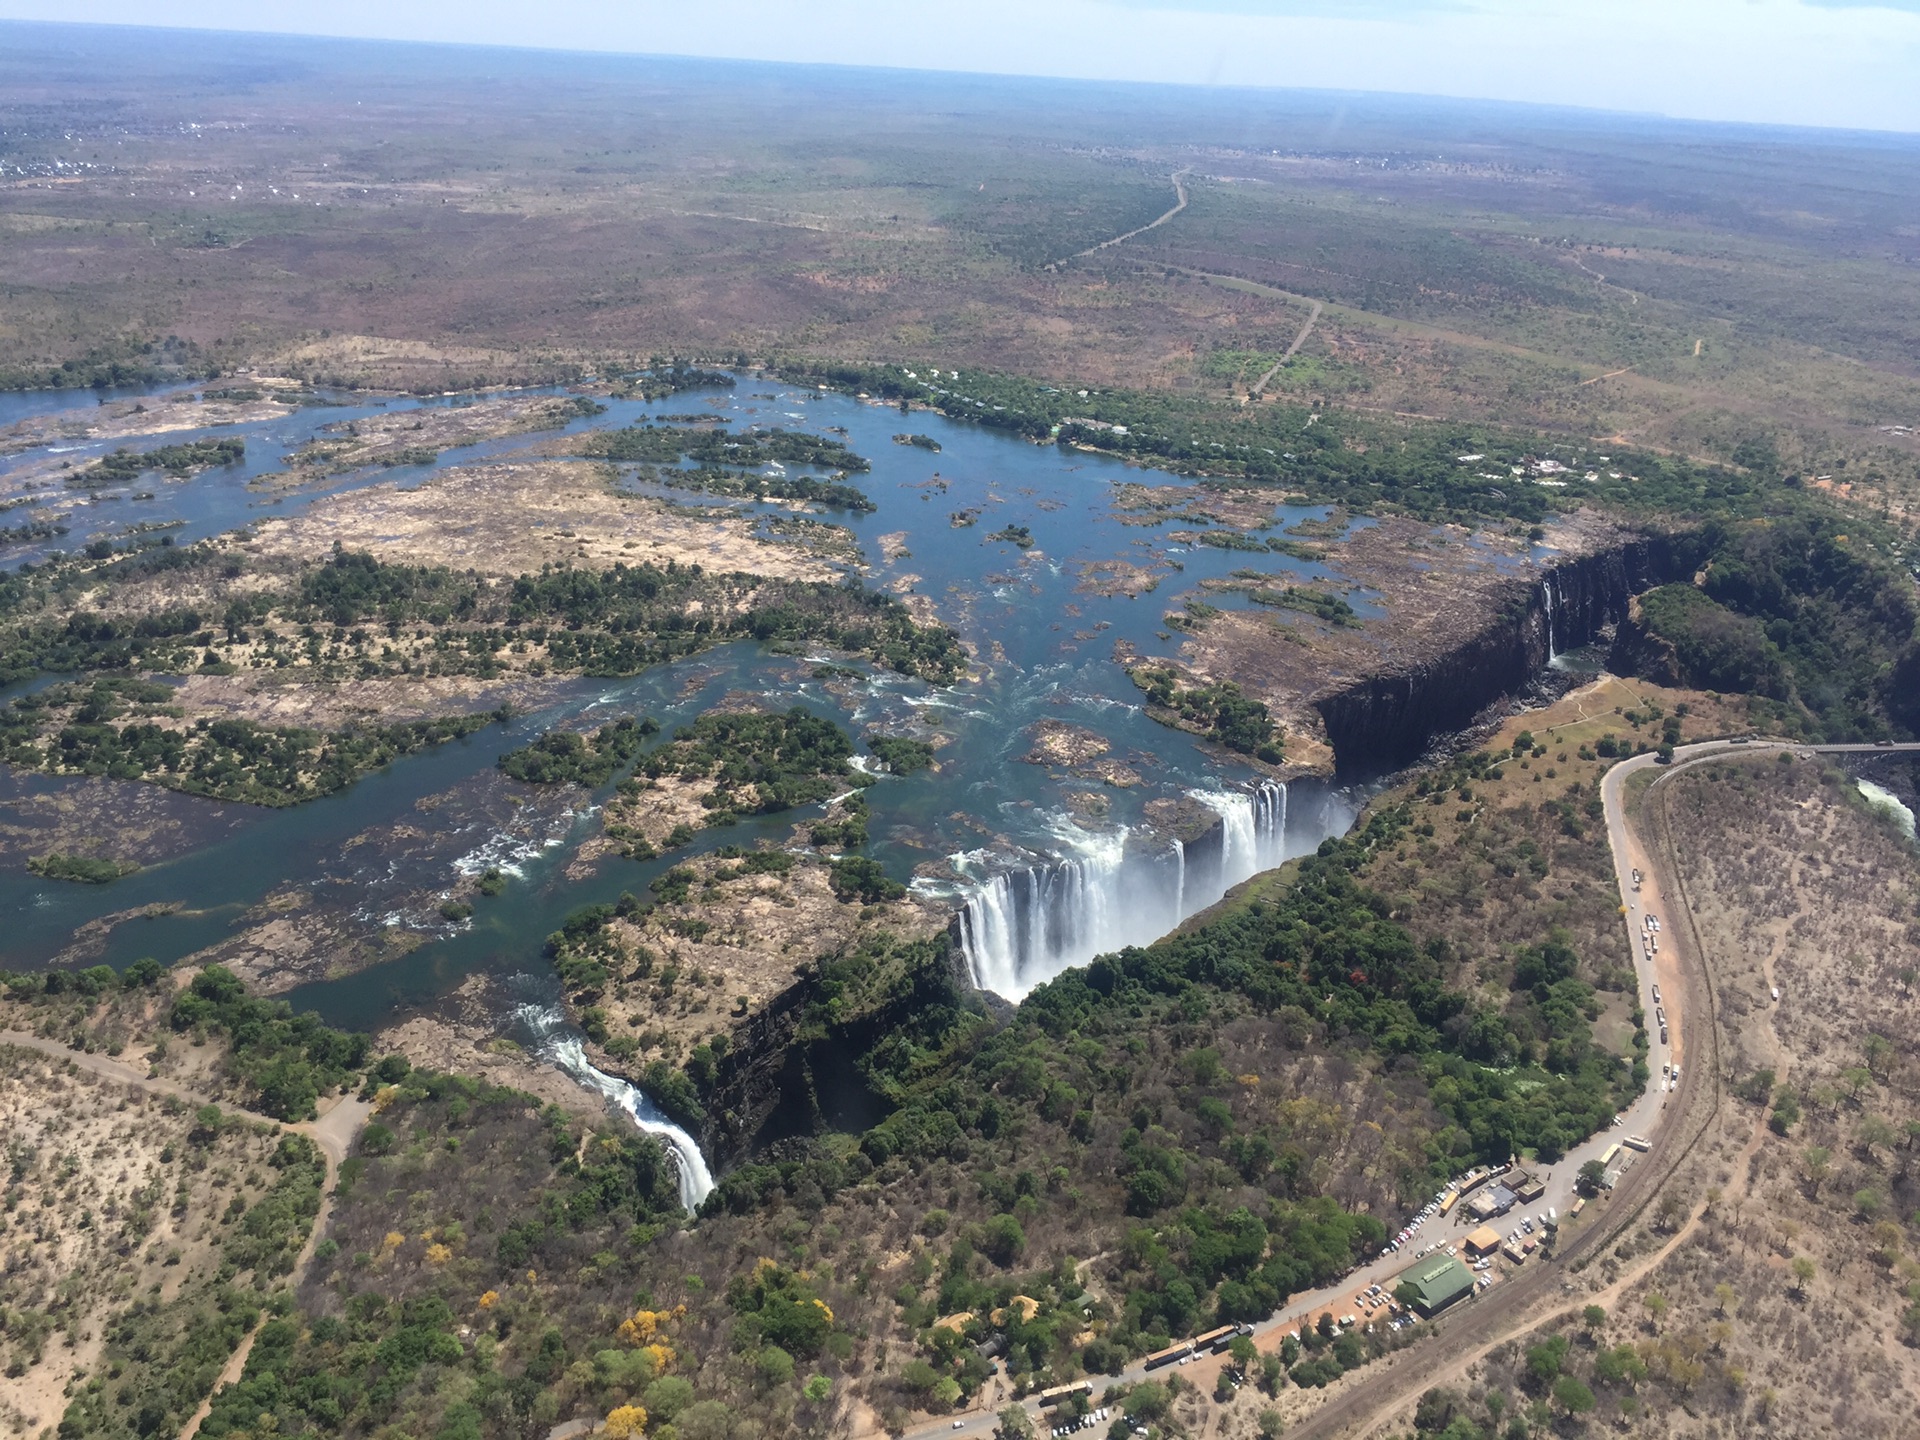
{"left": 7, "top": 0, "right": 1920, "bottom": 134}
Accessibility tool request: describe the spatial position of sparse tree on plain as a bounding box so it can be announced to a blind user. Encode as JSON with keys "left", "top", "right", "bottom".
{"left": 1642, "top": 1291, "right": 1668, "bottom": 1330}
{"left": 1862, "top": 1032, "right": 1893, "bottom": 1078}
{"left": 1857, "top": 1113, "right": 1897, "bottom": 1162}
{"left": 1790, "top": 1256, "right": 1816, "bottom": 1293}
{"left": 1801, "top": 1146, "right": 1831, "bottom": 1195}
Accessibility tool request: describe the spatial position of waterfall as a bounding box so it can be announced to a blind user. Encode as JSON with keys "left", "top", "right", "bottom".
{"left": 1541, "top": 577, "right": 1558, "bottom": 662}
{"left": 960, "top": 780, "right": 1307, "bottom": 1000}
{"left": 517, "top": 1003, "right": 716, "bottom": 1211}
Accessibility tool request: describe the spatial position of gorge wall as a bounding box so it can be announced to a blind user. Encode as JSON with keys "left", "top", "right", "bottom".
{"left": 695, "top": 939, "right": 972, "bottom": 1167}
{"left": 1315, "top": 532, "right": 1694, "bottom": 772}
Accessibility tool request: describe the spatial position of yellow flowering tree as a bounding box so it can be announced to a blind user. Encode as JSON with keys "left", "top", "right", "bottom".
{"left": 603, "top": 1404, "right": 648, "bottom": 1438}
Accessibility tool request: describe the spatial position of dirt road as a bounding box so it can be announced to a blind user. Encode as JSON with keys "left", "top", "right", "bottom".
{"left": 1052, "top": 171, "right": 1189, "bottom": 266}
{"left": 1250, "top": 300, "right": 1323, "bottom": 396}
{"left": 0, "top": 1029, "right": 373, "bottom": 1440}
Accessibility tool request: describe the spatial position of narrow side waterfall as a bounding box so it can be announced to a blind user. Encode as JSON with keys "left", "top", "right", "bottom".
{"left": 518, "top": 1003, "right": 717, "bottom": 1211}
{"left": 1541, "top": 577, "right": 1558, "bottom": 663}
{"left": 1857, "top": 778, "right": 1918, "bottom": 843}
{"left": 961, "top": 780, "right": 1315, "bottom": 1000}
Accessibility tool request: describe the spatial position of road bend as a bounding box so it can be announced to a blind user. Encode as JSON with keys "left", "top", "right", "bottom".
{"left": 910, "top": 739, "right": 1920, "bottom": 1440}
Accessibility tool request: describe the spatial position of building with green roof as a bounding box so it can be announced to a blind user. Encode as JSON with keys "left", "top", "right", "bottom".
{"left": 1398, "top": 1256, "right": 1474, "bottom": 1317}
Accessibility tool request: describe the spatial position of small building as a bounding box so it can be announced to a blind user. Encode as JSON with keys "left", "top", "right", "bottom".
{"left": 1501, "top": 1241, "right": 1528, "bottom": 1265}
{"left": 1399, "top": 1256, "right": 1475, "bottom": 1318}
{"left": 1467, "top": 1184, "right": 1517, "bottom": 1222}
{"left": 1464, "top": 1226, "right": 1504, "bottom": 1257}
{"left": 1511, "top": 1172, "right": 1546, "bottom": 1205}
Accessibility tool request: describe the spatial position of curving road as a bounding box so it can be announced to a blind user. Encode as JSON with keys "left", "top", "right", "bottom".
{"left": 906, "top": 738, "right": 1920, "bottom": 1440}
{"left": 0, "top": 1029, "right": 374, "bottom": 1440}
{"left": 1049, "top": 171, "right": 1189, "bottom": 268}
{"left": 1276, "top": 737, "right": 1920, "bottom": 1439}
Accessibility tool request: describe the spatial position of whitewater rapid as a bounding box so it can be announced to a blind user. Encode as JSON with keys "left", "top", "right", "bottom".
{"left": 518, "top": 1003, "right": 716, "bottom": 1211}
{"left": 1857, "top": 778, "right": 1918, "bottom": 843}
{"left": 958, "top": 780, "right": 1343, "bottom": 1000}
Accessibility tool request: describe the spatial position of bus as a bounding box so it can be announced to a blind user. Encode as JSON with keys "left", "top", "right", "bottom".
{"left": 1598, "top": 1142, "right": 1622, "bottom": 1170}
{"left": 1037, "top": 1381, "right": 1093, "bottom": 1408}
{"left": 1142, "top": 1342, "right": 1190, "bottom": 1371}
{"left": 1192, "top": 1325, "right": 1240, "bottom": 1354}
{"left": 1437, "top": 1188, "right": 1460, "bottom": 1217}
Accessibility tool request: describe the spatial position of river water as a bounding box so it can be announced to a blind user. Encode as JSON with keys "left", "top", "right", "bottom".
{"left": 2, "top": 371, "right": 1388, "bottom": 1195}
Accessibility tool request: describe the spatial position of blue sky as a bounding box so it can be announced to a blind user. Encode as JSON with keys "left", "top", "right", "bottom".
{"left": 6, "top": 0, "right": 1920, "bottom": 134}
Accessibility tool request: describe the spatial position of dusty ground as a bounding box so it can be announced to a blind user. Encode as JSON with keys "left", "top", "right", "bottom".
{"left": 1022, "top": 718, "right": 1144, "bottom": 788}
{"left": 0, "top": 387, "right": 291, "bottom": 462}
{"left": 263, "top": 334, "right": 552, "bottom": 394}
{"left": 259, "top": 389, "right": 602, "bottom": 487}
{"left": 574, "top": 832, "right": 946, "bottom": 1067}
{"left": 575, "top": 772, "right": 716, "bottom": 869}
{"left": 233, "top": 457, "right": 847, "bottom": 582}
{"left": 169, "top": 670, "right": 562, "bottom": 732}
{"left": 375, "top": 973, "right": 607, "bottom": 1117}
{"left": 0, "top": 766, "right": 258, "bottom": 872}
{"left": 1155, "top": 510, "right": 1640, "bottom": 754}
{"left": 1371, "top": 754, "right": 1920, "bottom": 1440}
{"left": 1353, "top": 675, "right": 1749, "bottom": 1085}
{"left": 0, "top": 1041, "right": 288, "bottom": 1437}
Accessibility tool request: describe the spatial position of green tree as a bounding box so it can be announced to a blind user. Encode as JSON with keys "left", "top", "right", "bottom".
{"left": 1857, "top": 1114, "right": 1898, "bottom": 1161}
{"left": 1524, "top": 1335, "right": 1568, "bottom": 1386}
{"left": 674, "top": 1401, "right": 734, "bottom": 1440}
{"left": 1126, "top": 1383, "right": 1171, "bottom": 1421}
{"left": 1580, "top": 1304, "right": 1606, "bottom": 1337}
{"left": 1790, "top": 1256, "right": 1816, "bottom": 1293}
{"left": 758, "top": 1345, "right": 795, "bottom": 1387}
{"left": 1552, "top": 1376, "right": 1595, "bottom": 1418}
{"left": 994, "top": 1405, "right": 1035, "bottom": 1440}
{"left": 641, "top": 1377, "right": 695, "bottom": 1423}
{"left": 1595, "top": 1345, "right": 1646, "bottom": 1387}
{"left": 1643, "top": 1292, "right": 1668, "bottom": 1330}
{"left": 1769, "top": 1088, "right": 1801, "bottom": 1134}
{"left": 1863, "top": 1032, "right": 1893, "bottom": 1078}
{"left": 1802, "top": 1146, "right": 1831, "bottom": 1194}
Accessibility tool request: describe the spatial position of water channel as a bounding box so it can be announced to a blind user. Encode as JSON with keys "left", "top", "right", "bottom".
{"left": 2, "top": 370, "right": 1394, "bottom": 1198}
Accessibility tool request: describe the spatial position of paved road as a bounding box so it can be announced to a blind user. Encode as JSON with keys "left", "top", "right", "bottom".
{"left": 909, "top": 738, "right": 1920, "bottom": 1440}
{"left": 1276, "top": 737, "right": 1920, "bottom": 1439}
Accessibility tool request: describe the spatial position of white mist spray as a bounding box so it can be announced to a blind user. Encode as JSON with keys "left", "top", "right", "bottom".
{"left": 960, "top": 781, "right": 1307, "bottom": 1000}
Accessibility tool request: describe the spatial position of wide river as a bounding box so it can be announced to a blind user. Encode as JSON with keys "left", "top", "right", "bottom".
{"left": 1, "top": 373, "right": 1370, "bottom": 1038}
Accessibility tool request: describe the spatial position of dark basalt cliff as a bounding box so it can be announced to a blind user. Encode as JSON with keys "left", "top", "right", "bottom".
{"left": 1606, "top": 593, "right": 1685, "bottom": 687}
{"left": 696, "top": 938, "right": 973, "bottom": 1168}
{"left": 1316, "top": 533, "right": 1693, "bottom": 771}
